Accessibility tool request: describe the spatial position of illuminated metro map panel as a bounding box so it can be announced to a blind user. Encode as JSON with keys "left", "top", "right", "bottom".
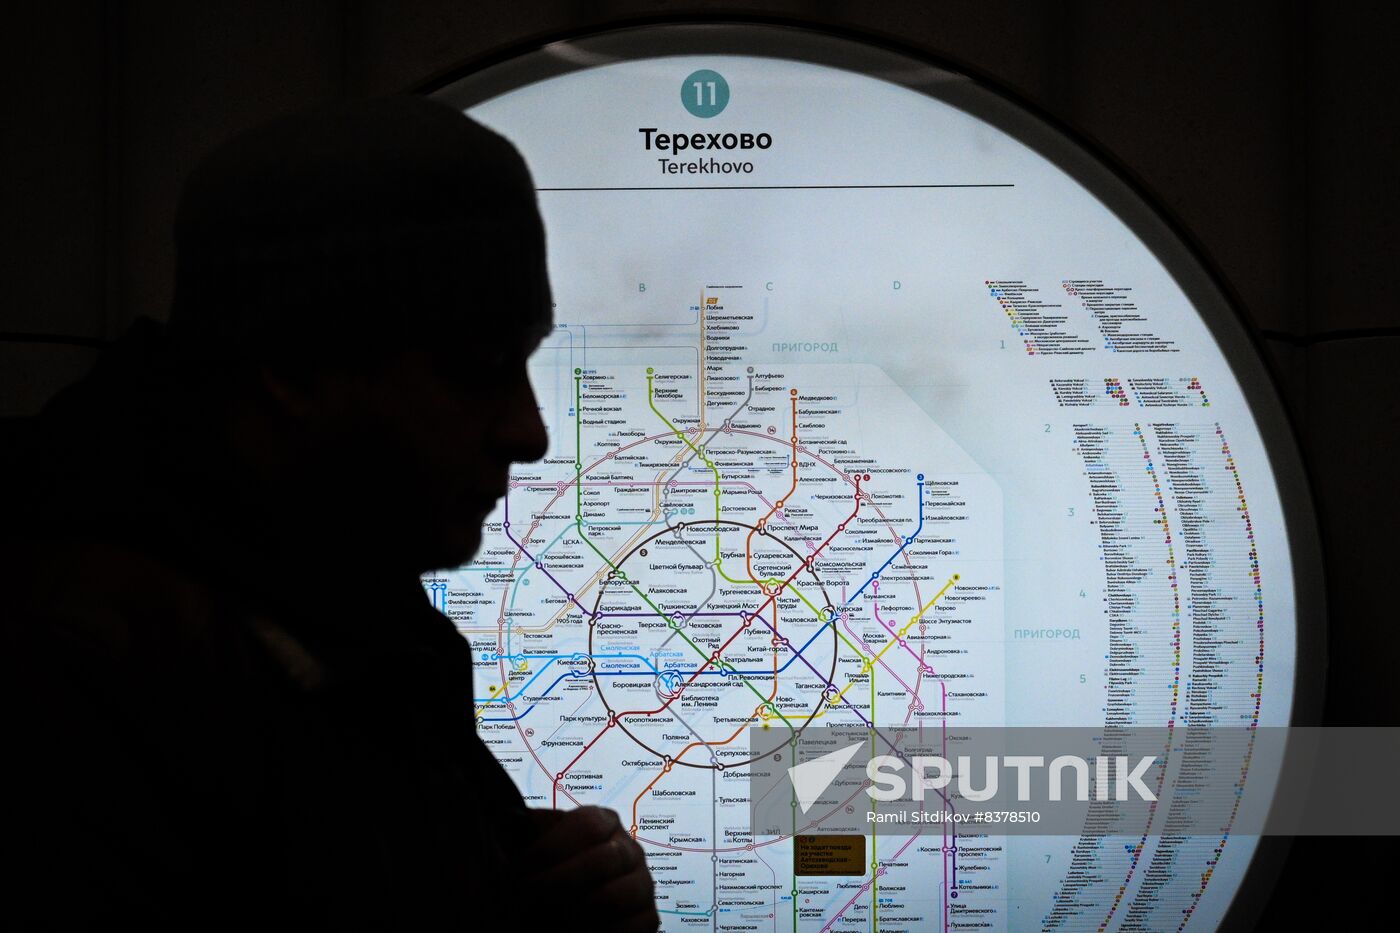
{"left": 428, "top": 25, "right": 1306, "bottom": 932}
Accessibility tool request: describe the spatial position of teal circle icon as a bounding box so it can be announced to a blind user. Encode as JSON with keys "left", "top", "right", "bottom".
{"left": 681, "top": 69, "right": 729, "bottom": 118}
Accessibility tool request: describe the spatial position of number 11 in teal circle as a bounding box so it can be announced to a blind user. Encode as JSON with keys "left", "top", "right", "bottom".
{"left": 681, "top": 69, "right": 729, "bottom": 118}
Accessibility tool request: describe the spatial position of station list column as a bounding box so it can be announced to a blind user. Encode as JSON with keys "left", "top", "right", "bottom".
{"left": 1044, "top": 424, "right": 1182, "bottom": 930}
{"left": 1118, "top": 423, "right": 1266, "bottom": 931}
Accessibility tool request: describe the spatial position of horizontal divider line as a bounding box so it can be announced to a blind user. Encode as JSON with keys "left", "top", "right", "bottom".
{"left": 537, "top": 183, "right": 1015, "bottom": 191}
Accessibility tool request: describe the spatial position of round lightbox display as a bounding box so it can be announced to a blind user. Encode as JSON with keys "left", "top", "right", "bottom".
{"left": 427, "top": 23, "right": 1321, "bottom": 931}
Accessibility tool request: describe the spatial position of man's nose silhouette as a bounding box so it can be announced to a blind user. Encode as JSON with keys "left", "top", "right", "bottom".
{"left": 495, "top": 365, "right": 549, "bottom": 467}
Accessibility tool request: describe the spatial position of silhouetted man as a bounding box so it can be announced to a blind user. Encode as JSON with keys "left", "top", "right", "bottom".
{"left": 4, "top": 97, "right": 658, "bottom": 931}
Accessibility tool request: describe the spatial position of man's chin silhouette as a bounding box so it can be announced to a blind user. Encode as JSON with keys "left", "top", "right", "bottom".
{"left": 3, "top": 96, "right": 658, "bottom": 932}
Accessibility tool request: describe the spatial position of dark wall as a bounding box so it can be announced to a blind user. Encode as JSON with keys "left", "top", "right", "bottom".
{"left": 3, "top": 0, "right": 1396, "bottom": 926}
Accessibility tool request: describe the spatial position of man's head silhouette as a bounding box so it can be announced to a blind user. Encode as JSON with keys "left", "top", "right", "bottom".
{"left": 166, "top": 96, "right": 550, "bottom": 573}
{"left": 5, "top": 95, "right": 658, "bottom": 933}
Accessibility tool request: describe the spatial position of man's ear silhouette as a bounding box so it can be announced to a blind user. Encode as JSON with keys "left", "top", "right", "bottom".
{"left": 257, "top": 367, "right": 321, "bottom": 421}
{"left": 254, "top": 362, "right": 376, "bottom": 428}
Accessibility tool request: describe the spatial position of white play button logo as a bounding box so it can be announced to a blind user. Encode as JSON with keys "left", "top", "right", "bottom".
{"left": 788, "top": 740, "right": 866, "bottom": 814}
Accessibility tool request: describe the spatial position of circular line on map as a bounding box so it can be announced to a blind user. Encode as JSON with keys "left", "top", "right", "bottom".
{"left": 587, "top": 517, "right": 840, "bottom": 768}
